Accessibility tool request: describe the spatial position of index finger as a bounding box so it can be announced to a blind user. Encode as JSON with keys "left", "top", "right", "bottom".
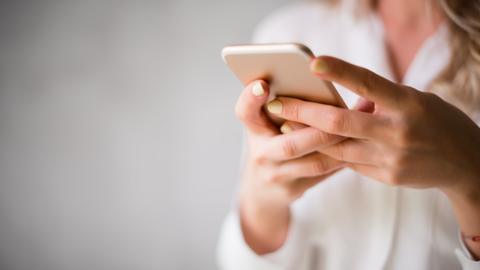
{"left": 261, "top": 126, "right": 344, "bottom": 161}
{"left": 310, "top": 56, "right": 408, "bottom": 107}
{"left": 266, "top": 97, "right": 388, "bottom": 139}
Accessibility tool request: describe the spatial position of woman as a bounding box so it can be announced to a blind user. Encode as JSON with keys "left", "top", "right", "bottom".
{"left": 217, "top": 0, "right": 480, "bottom": 269}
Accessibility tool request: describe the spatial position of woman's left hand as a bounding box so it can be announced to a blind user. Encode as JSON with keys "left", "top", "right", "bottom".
{"left": 266, "top": 56, "right": 480, "bottom": 202}
{"left": 267, "top": 55, "right": 480, "bottom": 259}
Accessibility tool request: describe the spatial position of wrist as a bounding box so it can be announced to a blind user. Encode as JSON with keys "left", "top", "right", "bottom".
{"left": 238, "top": 191, "right": 290, "bottom": 231}
{"left": 440, "top": 144, "right": 480, "bottom": 200}
{"left": 441, "top": 173, "right": 480, "bottom": 209}
{"left": 238, "top": 191, "right": 291, "bottom": 254}
{"left": 440, "top": 174, "right": 480, "bottom": 234}
{"left": 444, "top": 127, "right": 480, "bottom": 206}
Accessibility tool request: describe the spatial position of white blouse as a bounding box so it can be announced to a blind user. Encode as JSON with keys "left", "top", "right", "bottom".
{"left": 217, "top": 1, "right": 480, "bottom": 270}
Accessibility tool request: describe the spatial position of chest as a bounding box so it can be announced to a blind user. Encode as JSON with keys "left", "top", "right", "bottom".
{"left": 383, "top": 24, "right": 441, "bottom": 82}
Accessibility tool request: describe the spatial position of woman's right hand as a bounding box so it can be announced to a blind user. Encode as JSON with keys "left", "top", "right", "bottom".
{"left": 235, "top": 80, "right": 345, "bottom": 254}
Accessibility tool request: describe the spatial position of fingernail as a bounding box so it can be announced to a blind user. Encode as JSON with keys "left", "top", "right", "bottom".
{"left": 280, "top": 123, "right": 292, "bottom": 134}
{"left": 251, "top": 81, "right": 265, "bottom": 96}
{"left": 310, "top": 58, "right": 328, "bottom": 74}
{"left": 267, "top": 100, "right": 282, "bottom": 114}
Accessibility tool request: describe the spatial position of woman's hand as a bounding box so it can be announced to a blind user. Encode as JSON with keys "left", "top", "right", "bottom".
{"left": 235, "top": 80, "right": 344, "bottom": 254}
{"left": 266, "top": 56, "right": 480, "bottom": 258}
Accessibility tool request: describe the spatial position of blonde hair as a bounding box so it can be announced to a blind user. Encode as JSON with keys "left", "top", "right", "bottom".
{"left": 432, "top": 0, "right": 480, "bottom": 115}
{"left": 323, "top": 0, "right": 480, "bottom": 115}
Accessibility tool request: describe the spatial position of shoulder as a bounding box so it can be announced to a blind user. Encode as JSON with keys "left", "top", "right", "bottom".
{"left": 252, "top": 1, "right": 343, "bottom": 43}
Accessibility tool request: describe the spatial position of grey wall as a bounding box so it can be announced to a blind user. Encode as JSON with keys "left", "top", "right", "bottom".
{"left": 0, "top": 0, "right": 291, "bottom": 269}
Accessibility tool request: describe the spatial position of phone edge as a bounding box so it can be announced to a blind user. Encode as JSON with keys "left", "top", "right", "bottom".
{"left": 221, "top": 43, "right": 314, "bottom": 63}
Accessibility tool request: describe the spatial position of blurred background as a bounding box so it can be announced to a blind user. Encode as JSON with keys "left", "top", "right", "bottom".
{"left": 0, "top": 0, "right": 291, "bottom": 269}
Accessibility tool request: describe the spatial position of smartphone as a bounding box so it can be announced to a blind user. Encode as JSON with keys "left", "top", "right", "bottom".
{"left": 222, "top": 43, "right": 346, "bottom": 108}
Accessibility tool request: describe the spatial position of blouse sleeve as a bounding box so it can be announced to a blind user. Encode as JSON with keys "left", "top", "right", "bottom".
{"left": 216, "top": 206, "right": 311, "bottom": 270}
{"left": 455, "top": 233, "right": 480, "bottom": 270}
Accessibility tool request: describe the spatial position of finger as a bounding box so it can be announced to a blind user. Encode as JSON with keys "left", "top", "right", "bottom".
{"left": 272, "top": 152, "right": 344, "bottom": 183}
{"left": 320, "top": 139, "right": 377, "bottom": 165}
{"left": 235, "top": 80, "right": 277, "bottom": 136}
{"left": 310, "top": 56, "right": 408, "bottom": 107}
{"left": 267, "top": 97, "right": 387, "bottom": 139}
{"left": 279, "top": 121, "right": 308, "bottom": 134}
{"left": 346, "top": 163, "right": 386, "bottom": 183}
{"left": 286, "top": 169, "right": 342, "bottom": 198}
{"left": 262, "top": 126, "right": 345, "bottom": 161}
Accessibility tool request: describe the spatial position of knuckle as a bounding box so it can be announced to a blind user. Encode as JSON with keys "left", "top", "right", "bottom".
{"left": 358, "top": 68, "right": 376, "bottom": 95}
{"left": 311, "top": 159, "right": 327, "bottom": 175}
{"left": 280, "top": 138, "right": 298, "bottom": 159}
{"left": 332, "top": 142, "right": 346, "bottom": 161}
{"left": 327, "top": 110, "right": 348, "bottom": 133}
{"left": 283, "top": 101, "right": 300, "bottom": 120}
{"left": 408, "top": 90, "right": 428, "bottom": 115}
{"left": 403, "top": 89, "right": 437, "bottom": 121}
{"left": 423, "top": 91, "right": 443, "bottom": 105}
{"left": 309, "top": 129, "right": 331, "bottom": 145}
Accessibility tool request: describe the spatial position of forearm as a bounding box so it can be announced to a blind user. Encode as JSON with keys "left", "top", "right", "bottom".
{"left": 239, "top": 193, "right": 291, "bottom": 255}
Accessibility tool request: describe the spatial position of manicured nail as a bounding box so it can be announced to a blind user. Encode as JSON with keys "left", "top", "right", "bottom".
{"left": 267, "top": 100, "right": 283, "bottom": 114}
{"left": 280, "top": 123, "right": 292, "bottom": 134}
{"left": 251, "top": 81, "right": 265, "bottom": 96}
{"left": 310, "top": 58, "right": 328, "bottom": 74}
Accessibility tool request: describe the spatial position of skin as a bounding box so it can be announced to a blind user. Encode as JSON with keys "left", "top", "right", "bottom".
{"left": 378, "top": 0, "right": 444, "bottom": 81}
{"left": 236, "top": 0, "right": 480, "bottom": 260}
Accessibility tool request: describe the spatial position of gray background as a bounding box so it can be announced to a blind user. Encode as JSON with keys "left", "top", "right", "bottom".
{"left": 0, "top": 0, "right": 292, "bottom": 269}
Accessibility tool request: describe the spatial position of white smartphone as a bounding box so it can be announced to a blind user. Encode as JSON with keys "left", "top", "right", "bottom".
{"left": 222, "top": 43, "right": 346, "bottom": 108}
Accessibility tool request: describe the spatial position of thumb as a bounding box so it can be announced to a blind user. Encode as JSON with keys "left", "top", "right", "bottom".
{"left": 235, "top": 80, "right": 278, "bottom": 136}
